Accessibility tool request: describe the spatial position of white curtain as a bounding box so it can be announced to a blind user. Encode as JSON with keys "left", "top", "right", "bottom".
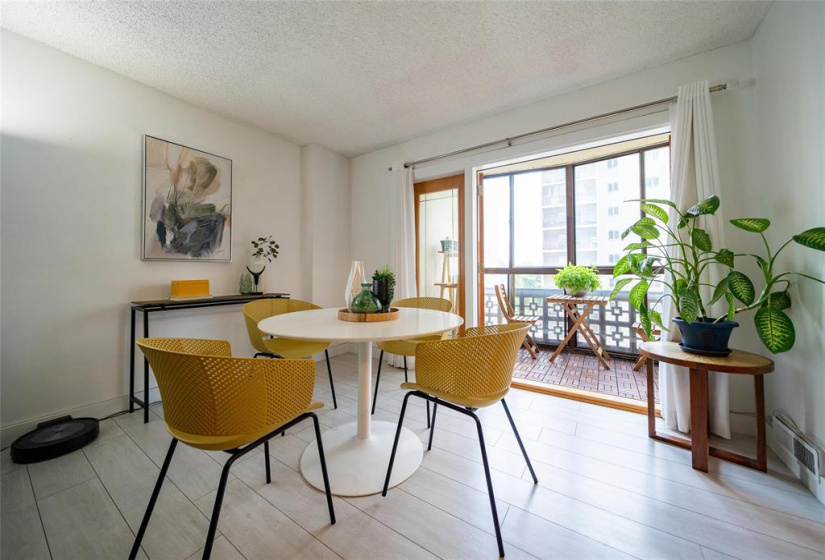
{"left": 387, "top": 163, "right": 417, "bottom": 368}
{"left": 660, "top": 80, "right": 730, "bottom": 438}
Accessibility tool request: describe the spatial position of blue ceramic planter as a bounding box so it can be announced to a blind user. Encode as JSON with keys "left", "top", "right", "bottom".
{"left": 673, "top": 317, "right": 738, "bottom": 355}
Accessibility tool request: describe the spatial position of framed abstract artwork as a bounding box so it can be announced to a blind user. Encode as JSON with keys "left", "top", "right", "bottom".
{"left": 142, "top": 135, "right": 232, "bottom": 262}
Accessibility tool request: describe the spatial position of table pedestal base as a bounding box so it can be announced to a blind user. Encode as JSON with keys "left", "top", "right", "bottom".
{"left": 300, "top": 420, "right": 423, "bottom": 497}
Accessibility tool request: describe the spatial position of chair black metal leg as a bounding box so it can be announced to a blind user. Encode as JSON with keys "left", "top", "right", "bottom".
{"left": 325, "top": 350, "right": 337, "bottom": 409}
{"left": 427, "top": 403, "right": 438, "bottom": 451}
{"left": 264, "top": 441, "right": 271, "bottom": 483}
{"left": 501, "top": 399, "right": 538, "bottom": 484}
{"left": 426, "top": 400, "right": 431, "bottom": 429}
{"left": 203, "top": 452, "right": 237, "bottom": 560}
{"left": 472, "top": 413, "right": 505, "bottom": 558}
{"left": 310, "top": 412, "right": 336, "bottom": 524}
{"left": 372, "top": 350, "right": 384, "bottom": 415}
{"left": 382, "top": 392, "right": 413, "bottom": 496}
{"left": 129, "top": 438, "right": 178, "bottom": 560}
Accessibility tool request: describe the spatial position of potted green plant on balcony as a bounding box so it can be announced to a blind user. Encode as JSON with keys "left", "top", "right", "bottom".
{"left": 609, "top": 195, "right": 825, "bottom": 355}
{"left": 553, "top": 263, "right": 601, "bottom": 297}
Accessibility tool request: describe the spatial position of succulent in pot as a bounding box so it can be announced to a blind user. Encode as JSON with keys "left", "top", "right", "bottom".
{"left": 371, "top": 265, "right": 396, "bottom": 313}
{"left": 610, "top": 195, "right": 825, "bottom": 355}
{"left": 553, "top": 263, "right": 601, "bottom": 297}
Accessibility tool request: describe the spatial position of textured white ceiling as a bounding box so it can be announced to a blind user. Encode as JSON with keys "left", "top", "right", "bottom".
{"left": 2, "top": 1, "right": 771, "bottom": 157}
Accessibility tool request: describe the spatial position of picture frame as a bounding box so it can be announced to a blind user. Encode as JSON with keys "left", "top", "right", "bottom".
{"left": 141, "top": 135, "right": 233, "bottom": 262}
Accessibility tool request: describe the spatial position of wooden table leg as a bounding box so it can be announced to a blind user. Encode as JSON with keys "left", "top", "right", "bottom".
{"left": 567, "top": 304, "right": 611, "bottom": 369}
{"left": 689, "top": 368, "right": 709, "bottom": 472}
{"left": 755, "top": 375, "right": 767, "bottom": 472}
{"left": 646, "top": 358, "right": 656, "bottom": 438}
{"left": 548, "top": 303, "right": 585, "bottom": 362}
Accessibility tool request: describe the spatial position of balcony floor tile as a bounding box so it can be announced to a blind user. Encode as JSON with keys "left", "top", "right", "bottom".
{"left": 513, "top": 348, "right": 659, "bottom": 403}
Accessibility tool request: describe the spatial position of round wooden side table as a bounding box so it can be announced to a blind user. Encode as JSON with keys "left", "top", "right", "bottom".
{"left": 639, "top": 341, "right": 775, "bottom": 472}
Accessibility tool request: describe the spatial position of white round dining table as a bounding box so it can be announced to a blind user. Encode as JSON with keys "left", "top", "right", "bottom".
{"left": 258, "top": 307, "right": 463, "bottom": 497}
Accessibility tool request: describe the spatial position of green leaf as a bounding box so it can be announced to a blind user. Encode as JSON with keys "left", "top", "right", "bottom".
{"left": 620, "top": 225, "right": 634, "bottom": 241}
{"left": 613, "top": 255, "right": 631, "bottom": 277}
{"left": 623, "top": 242, "right": 651, "bottom": 251}
{"left": 710, "top": 277, "right": 729, "bottom": 305}
{"left": 641, "top": 203, "right": 669, "bottom": 223}
{"left": 685, "top": 195, "right": 721, "bottom": 217}
{"left": 727, "top": 271, "right": 755, "bottom": 305}
{"left": 678, "top": 288, "right": 699, "bottom": 324}
{"left": 649, "top": 309, "right": 666, "bottom": 331}
{"left": 639, "top": 256, "right": 661, "bottom": 277}
{"left": 793, "top": 227, "right": 825, "bottom": 251}
{"left": 754, "top": 307, "right": 796, "bottom": 353}
{"left": 765, "top": 291, "right": 791, "bottom": 310}
{"left": 629, "top": 280, "right": 649, "bottom": 310}
{"left": 609, "top": 278, "right": 633, "bottom": 301}
{"left": 725, "top": 292, "right": 736, "bottom": 321}
{"left": 691, "top": 228, "right": 713, "bottom": 252}
{"left": 635, "top": 198, "right": 678, "bottom": 209}
{"left": 628, "top": 253, "right": 649, "bottom": 276}
{"left": 730, "top": 218, "right": 771, "bottom": 233}
{"left": 639, "top": 305, "right": 652, "bottom": 339}
{"left": 628, "top": 217, "right": 661, "bottom": 240}
{"left": 715, "top": 249, "right": 735, "bottom": 268}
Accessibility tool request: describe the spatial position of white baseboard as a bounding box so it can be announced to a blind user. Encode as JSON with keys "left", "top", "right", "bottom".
{"left": 0, "top": 395, "right": 132, "bottom": 449}
{"left": 0, "top": 341, "right": 356, "bottom": 450}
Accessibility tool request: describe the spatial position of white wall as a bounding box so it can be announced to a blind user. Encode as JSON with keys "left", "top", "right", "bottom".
{"left": 750, "top": 2, "right": 825, "bottom": 498}
{"left": 351, "top": 40, "right": 760, "bottom": 428}
{"left": 0, "top": 31, "right": 307, "bottom": 444}
{"left": 301, "top": 144, "right": 351, "bottom": 308}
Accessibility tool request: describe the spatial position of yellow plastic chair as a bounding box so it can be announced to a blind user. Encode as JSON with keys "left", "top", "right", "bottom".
{"left": 372, "top": 297, "right": 453, "bottom": 427}
{"left": 381, "top": 324, "right": 537, "bottom": 558}
{"left": 129, "top": 338, "right": 335, "bottom": 560}
{"left": 243, "top": 298, "right": 338, "bottom": 409}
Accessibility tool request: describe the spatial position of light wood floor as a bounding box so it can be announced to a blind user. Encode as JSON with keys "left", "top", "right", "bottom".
{"left": 2, "top": 352, "right": 824, "bottom": 559}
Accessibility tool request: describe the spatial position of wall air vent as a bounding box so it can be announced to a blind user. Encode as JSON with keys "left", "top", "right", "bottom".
{"left": 772, "top": 411, "right": 822, "bottom": 481}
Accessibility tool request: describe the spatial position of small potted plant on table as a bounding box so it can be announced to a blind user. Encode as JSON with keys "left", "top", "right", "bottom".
{"left": 610, "top": 195, "right": 825, "bottom": 355}
{"left": 371, "top": 265, "right": 397, "bottom": 313}
{"left": 553, "top": 263, "right": 601, "bottom": 297}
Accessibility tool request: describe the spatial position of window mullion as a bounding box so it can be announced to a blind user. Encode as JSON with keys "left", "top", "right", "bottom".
{"left": 565, "top": 165, "right": 576, "bottom": 265}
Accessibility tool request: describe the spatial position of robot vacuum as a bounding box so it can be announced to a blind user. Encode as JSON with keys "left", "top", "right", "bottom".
{"left": 10, "top": 416, "right": 99, "bottom": 464}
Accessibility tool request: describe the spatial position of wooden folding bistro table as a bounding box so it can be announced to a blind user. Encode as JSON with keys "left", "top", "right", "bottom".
{"left": 546, "top": 294, "right": 611, "bottom": 369}
{"left": 639, "top": 341, "right": 775, "bottom": 472}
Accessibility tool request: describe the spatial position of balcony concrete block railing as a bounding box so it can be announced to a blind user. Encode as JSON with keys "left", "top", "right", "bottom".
{"left": 483, "top": 288, "right": 644, "bottom": 356}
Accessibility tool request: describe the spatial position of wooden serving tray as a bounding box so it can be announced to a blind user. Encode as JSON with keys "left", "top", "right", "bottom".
{"left": 338, "top": 308, "right": 400, "bottom": 322}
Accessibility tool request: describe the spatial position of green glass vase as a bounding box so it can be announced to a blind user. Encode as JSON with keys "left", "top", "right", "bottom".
{"left": 349, "top": 282, "right": 381, "bottom": 313}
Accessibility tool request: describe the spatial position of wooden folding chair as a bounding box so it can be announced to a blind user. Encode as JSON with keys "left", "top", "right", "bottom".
{"left": 494, "top": 284, "right": 540, "bottom": 359}
{"left": 632, "top": 322, "right": 661, "bottom": 371}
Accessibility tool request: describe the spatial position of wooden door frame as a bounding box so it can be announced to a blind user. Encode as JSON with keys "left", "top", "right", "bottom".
{"left": 413, "top": 173, "right": 465, "bottom": 321}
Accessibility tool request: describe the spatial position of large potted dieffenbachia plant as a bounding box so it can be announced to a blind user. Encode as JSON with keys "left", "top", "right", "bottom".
{"left": 609, "top": 195, "right": 825, "bottom": 355}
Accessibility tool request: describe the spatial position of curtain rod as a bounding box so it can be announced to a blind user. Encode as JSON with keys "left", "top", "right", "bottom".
{"left": 403, "top": 82, "right": 732, "bottom": 169}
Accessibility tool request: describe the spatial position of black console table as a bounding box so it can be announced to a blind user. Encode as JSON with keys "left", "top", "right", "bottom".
{"left": 129, "top": 293, "right": 289, "bottom": 423}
